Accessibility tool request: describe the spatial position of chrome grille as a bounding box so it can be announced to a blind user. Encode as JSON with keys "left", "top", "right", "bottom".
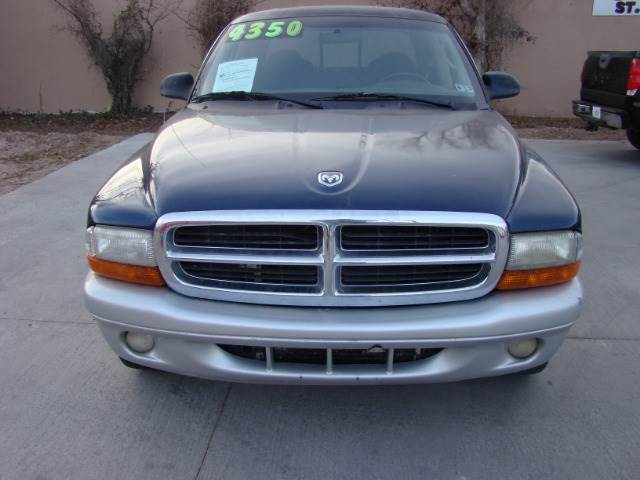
{"left": 155, "top": 210, "right": 509, "bottom": 307}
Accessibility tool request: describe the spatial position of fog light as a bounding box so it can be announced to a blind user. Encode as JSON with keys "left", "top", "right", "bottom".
{"left": 124, "top": 331, "right": 154, "bottom": 353}
{"left": 508, "top": 338, "right": 538, "bottom": 359}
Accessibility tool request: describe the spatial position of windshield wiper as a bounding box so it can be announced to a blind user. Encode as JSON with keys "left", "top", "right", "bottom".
{"left": 311, "top": 93, "right": 455, "bottom": 110}
{"left": 191, "top": 91, "right": 323, "bottom": 109}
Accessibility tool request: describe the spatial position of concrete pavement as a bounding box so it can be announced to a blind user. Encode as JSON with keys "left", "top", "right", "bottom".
{"left": 1, "top": 136, "right": 639, "bottom": 480}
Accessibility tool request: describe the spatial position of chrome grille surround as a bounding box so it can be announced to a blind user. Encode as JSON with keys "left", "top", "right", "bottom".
{"left": 155, "top": 210, "right": 509, "bottom": 307}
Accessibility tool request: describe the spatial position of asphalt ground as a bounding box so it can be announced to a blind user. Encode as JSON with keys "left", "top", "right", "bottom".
{"left": 1, "top": 135, "right": 639, "bottom": 480}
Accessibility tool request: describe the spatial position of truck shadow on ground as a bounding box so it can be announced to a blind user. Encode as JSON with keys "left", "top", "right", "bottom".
{"left": 593, "top": 147, "right": 640, "bottom": 166}
{"left": 125, "top": 367, "right": 551, "bottom": 470}
{"left": 116, "top": 362, "right": 575, "bottom": 479}
{"left": 129, "top": 366, "right": 542, "bottom": 415}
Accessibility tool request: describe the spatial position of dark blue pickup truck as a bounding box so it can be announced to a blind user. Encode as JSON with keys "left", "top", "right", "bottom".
{"left": 84, "top": 6, "right": 583, "bottom": 384}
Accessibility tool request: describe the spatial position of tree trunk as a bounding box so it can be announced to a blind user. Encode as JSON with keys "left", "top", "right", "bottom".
{"left": 459, "top": 0, "right": 488, "bottom": 72}
{"left": 109, "top": 82, "right": 133, "bottom": 114}
{"left": 474, "top": 0, "right": 488, "bottom": 72}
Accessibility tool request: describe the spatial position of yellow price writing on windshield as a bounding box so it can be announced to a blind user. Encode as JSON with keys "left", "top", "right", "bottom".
{"left": 228, "top": 19, "right": 303, "bottom": 41}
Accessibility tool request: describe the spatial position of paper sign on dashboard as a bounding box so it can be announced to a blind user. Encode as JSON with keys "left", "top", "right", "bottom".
{"left": 212, "top": 58, "right": 258, "bottom": 93}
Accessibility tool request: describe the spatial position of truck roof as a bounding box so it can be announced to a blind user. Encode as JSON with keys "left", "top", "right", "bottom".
{"left": 234, "top": 6, "right": 446, "bottom": 25}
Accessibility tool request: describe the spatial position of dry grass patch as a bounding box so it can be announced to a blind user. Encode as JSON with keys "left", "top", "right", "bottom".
{"left": 0, "top": 131, "right": 126, "bottom": 194}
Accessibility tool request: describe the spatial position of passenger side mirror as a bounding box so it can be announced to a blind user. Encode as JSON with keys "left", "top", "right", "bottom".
{"left": 482, "top": 72, "right": 520, "bottom": 100}
{"left": 160, "top": 72, "right": 194, "bottom": 100}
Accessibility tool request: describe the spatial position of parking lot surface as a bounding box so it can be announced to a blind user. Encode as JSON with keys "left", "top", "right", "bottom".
{"left": 1, "top": 135, "right": 639, "bottom": 480}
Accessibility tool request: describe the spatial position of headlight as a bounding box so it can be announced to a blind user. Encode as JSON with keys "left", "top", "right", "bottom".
{"left": 86, "top": 226, "right": 156, "bottom": 266}
{"left": 86, "top": 226, "right": 164, "bottom": 286}
{"left": 497, "top": 230, "right": 582, "bottom": 290}
{"left": 506, "top": 231, "right": 582, "bottom": 270}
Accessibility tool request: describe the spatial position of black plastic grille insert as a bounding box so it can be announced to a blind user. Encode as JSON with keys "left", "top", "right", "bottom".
{"left": 219, "top": 345, "right": 443, "bottom": 365}
{"left": 340, "top": 225, "right": 489, "bottom": 251}
{"left": 340, "top": 263, "right": 486, "bottom": 293}
{"left": 179, "top": 262, "right": 319, "bottom": 290}
{"left": 174, "top": 225, "right": 320, "bottom": 250}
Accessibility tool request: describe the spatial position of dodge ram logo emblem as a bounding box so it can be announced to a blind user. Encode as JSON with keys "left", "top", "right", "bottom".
{"left": 318, "top": 171, "right": 343, "bottom": 187}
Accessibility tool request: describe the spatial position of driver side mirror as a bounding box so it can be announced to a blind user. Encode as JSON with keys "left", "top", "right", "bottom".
{"left": 160, "top": 72, "right": 194, "bottom": 100}
{"left": 483, "top": 72, "right": 520, "bottom": 100}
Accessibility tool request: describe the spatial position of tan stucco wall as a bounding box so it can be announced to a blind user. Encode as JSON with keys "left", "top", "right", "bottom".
{"left": 0, "top": 0, "right": 638, "bottom": 116}
{"left": 0, "top": 0, "right": 202, "bottom": 113}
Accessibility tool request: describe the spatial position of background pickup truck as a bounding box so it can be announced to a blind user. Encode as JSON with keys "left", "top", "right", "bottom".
{"left": 573, "top": 51, "right": 640, "bottom": 150}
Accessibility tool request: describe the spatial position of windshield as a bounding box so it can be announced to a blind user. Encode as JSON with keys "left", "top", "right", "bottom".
{"left": 194, "top": 16, "right": 483, "bottom": 108}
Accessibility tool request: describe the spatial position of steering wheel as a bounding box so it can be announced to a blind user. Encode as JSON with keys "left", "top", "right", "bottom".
{"left": 378, "top": 72, "right": 427, "bottom": 83}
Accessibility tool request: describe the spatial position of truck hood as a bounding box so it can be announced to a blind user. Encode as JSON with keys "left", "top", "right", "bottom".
{"left": 127, "top": 106, "right": 524, "bottom": 219}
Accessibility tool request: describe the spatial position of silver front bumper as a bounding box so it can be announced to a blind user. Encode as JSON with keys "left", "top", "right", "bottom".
{"left": 85, "top": 273, "right": 583, "bottom": 384}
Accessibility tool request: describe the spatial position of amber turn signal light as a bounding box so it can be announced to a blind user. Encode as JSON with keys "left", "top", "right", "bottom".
{"left": 88, "top": 256, "right": 165, "bottom": 286}
{"left": 497, "top": 261, "right": 581, "bottom": 291}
